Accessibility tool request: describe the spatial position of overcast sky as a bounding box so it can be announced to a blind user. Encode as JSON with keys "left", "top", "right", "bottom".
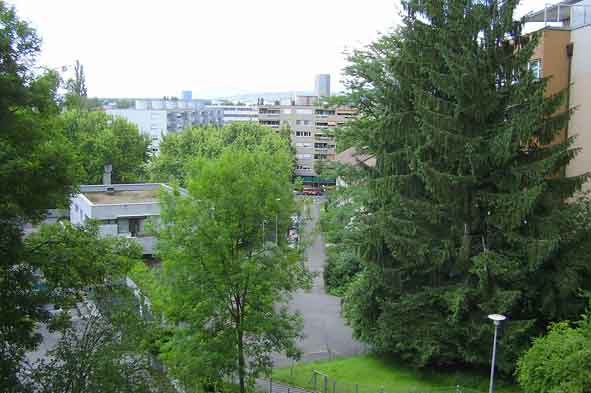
{"left": 9, "top": 0, "right": 547, "bottom": 98}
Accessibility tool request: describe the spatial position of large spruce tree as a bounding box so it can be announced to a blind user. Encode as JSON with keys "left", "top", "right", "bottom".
{"left": 343, "top": 0, "right": 591, "bottom": 372}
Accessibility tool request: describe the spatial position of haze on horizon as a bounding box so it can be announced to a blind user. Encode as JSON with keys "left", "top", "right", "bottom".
{"left": 9, "top": 0, "right": 546, "bottom": 99}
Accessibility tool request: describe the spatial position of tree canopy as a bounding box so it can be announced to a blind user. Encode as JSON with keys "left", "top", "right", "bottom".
{"left": 61, "top": 111, "right": 151, "bottom": 184}
{"left": 149, "top": 122, "right": 295, "bottom": 186}
{"left": 342, "top": 0, "right": 591, "bottom": 373}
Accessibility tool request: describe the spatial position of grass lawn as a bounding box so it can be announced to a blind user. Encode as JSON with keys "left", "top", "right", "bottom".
{"left": 272, "top": 355, "right": 519, "bottom": 393}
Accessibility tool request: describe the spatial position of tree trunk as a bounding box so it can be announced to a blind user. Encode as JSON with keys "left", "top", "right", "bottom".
{"left": 237, "top": 328, "right": 246, "bottom": 393}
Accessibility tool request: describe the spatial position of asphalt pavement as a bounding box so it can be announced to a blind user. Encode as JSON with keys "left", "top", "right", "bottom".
{"left": 272, "top": 198, "right": 365, "bottom": 367}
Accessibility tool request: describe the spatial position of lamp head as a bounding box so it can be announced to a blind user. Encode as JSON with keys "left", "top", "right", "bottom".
{"left": 488, "top": 314, "right": 507, "bottom": 325}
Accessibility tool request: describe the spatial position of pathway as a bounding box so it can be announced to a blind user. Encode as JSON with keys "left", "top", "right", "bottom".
{"left": 272, "top": 198, "right": 364, "bottom": 367}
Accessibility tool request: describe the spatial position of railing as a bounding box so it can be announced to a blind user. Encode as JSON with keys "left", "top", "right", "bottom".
{"left": 526, "top": 3, "right": 591, "bottom": 29}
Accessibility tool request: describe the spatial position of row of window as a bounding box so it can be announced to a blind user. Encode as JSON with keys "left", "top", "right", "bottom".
{"left": 295, "top": 131, "right": 312, "bottom": 137}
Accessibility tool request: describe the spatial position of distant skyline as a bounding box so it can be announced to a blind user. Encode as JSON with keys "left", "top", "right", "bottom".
{"left": 10, "top": 0, "right": 547, "bottom": 99}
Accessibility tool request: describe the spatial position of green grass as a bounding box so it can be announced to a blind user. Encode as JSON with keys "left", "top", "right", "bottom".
{"left": 272, "top": 355, "right": 520, "bottom": 393}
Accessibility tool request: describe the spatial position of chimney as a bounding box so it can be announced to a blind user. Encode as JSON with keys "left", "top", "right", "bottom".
{"left": 103, "top": 164, "right": 112, "bottom": 186}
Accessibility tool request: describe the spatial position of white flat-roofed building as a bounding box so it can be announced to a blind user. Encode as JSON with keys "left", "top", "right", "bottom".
{"left": 70, "top": 183, "right": 176, "bottom": 255}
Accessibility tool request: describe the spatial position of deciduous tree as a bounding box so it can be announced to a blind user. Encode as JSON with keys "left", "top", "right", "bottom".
{"left": 151, "top": 133, "right": 308, "bottom": 393}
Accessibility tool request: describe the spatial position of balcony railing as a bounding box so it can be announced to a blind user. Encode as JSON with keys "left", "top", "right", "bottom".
{"left": 524, "top": 3, "right": 591, "bottom": 29}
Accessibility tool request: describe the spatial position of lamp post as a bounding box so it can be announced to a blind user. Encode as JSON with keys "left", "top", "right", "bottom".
{"left": 275, "top": 198, "right": 281, "bottom": 245}
{"left": 487, "top": 314, "right": 506, "bottom": 393}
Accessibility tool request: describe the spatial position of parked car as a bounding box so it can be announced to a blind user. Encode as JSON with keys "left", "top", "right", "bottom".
{"left": 303, "top": 188, "right": 322, "bottom": 196}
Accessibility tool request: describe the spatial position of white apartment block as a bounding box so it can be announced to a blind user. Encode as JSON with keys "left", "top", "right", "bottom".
{"left": 107, "top": 99, "right": 224, "bottom": 154}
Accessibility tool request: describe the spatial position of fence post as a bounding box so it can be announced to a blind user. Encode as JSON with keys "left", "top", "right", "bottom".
{"left": 313, "top": 372, "right": 318, "bottom": 391}
{"left": 355, "top": 384, "right": 359, "bottom": 393}
{"left": 333, "top": 380, "right": 337, "bottom": 393}
{"left": 323, "top": 376, "right": 328, "bottom": 393}
{"left": 269, "top": 377, "right": 272, "bottom": 393}
{"left": 380, "top": 386, "right": 384, "bottom": 393}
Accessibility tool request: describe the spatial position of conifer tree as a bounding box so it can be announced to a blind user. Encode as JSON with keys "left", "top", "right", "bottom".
{"left": 343, "top": 0, "right": 591, "bottom": 372}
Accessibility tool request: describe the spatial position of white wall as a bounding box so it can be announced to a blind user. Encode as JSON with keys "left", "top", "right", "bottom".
{"left": 70, "top": 194, "right": 93, "bottom": 226}
{"left": 107, "top": 109, "right": 167, "bottom": 153}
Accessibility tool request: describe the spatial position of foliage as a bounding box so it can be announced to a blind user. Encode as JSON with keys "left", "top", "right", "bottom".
{"left": 0, "top": 2, "right": 83, "bottom": 388}
{"left": 517, "top": 307, "right": 591, "bottom": 393}
{"left": 61, "top": 110, "right": 151, "bottom": 184}
{"left": 273, "top": 355, "right": 518, "bottom": 393}
{"left": 64, "top": 60, "right": 88, "bottom": 110}
{"left": 150, "top": 122, "right": 295, "bottom": 186}
{"left": 150, "top": 126, "right": 309, "bottom": 393}
{"left": 27, "top": 285, "right": 174, "bottom": 393}
{"left": 321, "top": 186, "right": 368, "bottom": 296}
{"left": 342, "top": 0, "right": 591, "bottom": 373}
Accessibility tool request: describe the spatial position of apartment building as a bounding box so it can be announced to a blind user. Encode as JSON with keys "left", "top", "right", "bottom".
{"left": 314, "top": 74, "right": 331, "bottom": 97}
{"left": 524, "top": 0, "right": 591, "bottom": 189}
{"left": 208, "top": 105, "right": 258, "bottom": 123}
{"left": 257, "top": 98, "right": 357, "bottom": 182}
{"left": 107, "top": 99, "right": 223, "bottom": 154}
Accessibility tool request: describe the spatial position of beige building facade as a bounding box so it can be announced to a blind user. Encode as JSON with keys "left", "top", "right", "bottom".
{"left": 525, "top": 0, "right": 591, "bottom": 189}
{"left": 257, "top": 101, "right": 356, "bottom": 181}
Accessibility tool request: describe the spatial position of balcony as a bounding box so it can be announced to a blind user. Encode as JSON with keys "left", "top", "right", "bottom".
{"left": 524, "top": 2, "right": 591, "bottom": 30}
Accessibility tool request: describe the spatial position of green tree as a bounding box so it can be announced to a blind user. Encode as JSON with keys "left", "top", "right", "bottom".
{"left": 61, "top": 111, "right": 150, "bottom": 184}
{"left": 27, "top": 285, "right": 174, "bottom": 393}
{"left": 343, "top": 0, "right": 591, "bottom": 373}
{"left": 150, "top": 122, "right": 295, "bottom": 186}
{"left": 64, "top": 59, "right": 88, "bottom": 111}
{"left": 517, "top": 308, "right": 591, "bottom": 393}
{"left": 0, "top": 2, "right": 84, "bottom": 388}
{"left": 151, "top": 136, "right": 309, "bottom": 393}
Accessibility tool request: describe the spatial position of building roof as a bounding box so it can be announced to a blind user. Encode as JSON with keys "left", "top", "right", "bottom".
{"left": 83, "top": 190, "right": 159, "bottom": 204}
{"left": 334, "top": 147, "right": 376, "bottom": 168}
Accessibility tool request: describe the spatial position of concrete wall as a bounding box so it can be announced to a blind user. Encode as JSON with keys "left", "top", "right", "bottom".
{"left": 70, "top": 194, "right": 93, "bottom": 225}
{"left": 566, "top": 24, "right": 591, "bottom": 189}
{"left": 107, "top": 109, "right": 167, "bottom": 154}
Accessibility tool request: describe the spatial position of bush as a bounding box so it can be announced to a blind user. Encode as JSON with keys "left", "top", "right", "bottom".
{"left": 324, "top": 247, "right": 363, "bottom": 296}
{"left": 517, "top": 311, "right": 591, "bottom": 393}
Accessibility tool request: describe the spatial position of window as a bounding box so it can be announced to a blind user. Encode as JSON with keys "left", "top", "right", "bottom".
{"left": 296, "top": 153, "right": 313, "bottom": 159}
{"left": 283, "top": 109, "right": 292, "bottom": 114}
{"left": 295, "top": 131, "right": 311, "bottom": 137}
{"left": 529, "top": 59, "right": 542, "bottom": 79}
{"left": 296, "top": 142, "right": 313, "bottom": 148}
{"left": 118, "top": 218, "right": 129, "bottom": 234}
{"left": 295, "top": 109, "right": 313, "bottom": 115}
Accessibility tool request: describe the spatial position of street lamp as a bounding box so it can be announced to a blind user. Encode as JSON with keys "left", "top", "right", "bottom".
{"left": 275, "top": 198, "right": 281, "bottom": 245}
{"left": 487, "top": 314, "right": 506, "bottom": 393}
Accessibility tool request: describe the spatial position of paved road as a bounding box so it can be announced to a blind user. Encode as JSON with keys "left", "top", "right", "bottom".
{"left": 273, "top": 198, "right": 364, "bottom": 367}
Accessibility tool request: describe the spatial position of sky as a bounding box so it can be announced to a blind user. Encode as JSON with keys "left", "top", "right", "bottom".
{"left": 9, "top": 0, "right": 548, "bottom": 99}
